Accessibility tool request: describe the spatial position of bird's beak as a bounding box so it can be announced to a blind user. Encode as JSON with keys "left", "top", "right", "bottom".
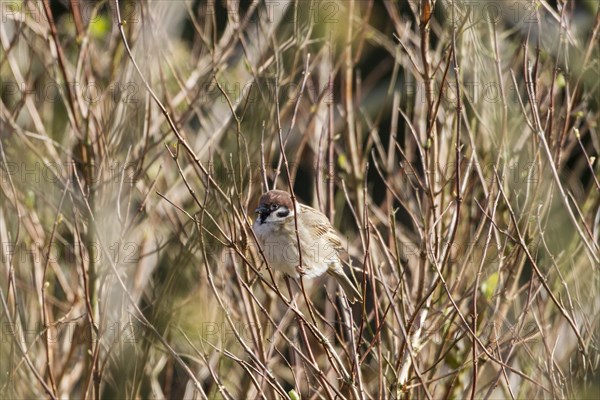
{"left": 255, "top": 205, "right": 269, "bottom": 214}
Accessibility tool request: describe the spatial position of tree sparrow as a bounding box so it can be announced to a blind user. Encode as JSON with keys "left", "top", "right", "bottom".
{"left": 253, "top": 190, "right": 362, "bottom": 303}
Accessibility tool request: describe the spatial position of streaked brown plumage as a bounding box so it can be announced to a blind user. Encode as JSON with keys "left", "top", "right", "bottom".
{"left": 253, "top": 190, "right": 362, "bottom": 303}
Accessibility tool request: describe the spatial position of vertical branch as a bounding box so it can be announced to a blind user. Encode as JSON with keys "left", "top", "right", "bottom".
{"left": 41, "top": 0, "right": 82, "bottom": 136}
{"left": 327, "top": 46, "right": 336, "bottom": 222}
{"left": 343, "top": 0, "right": 363, "bottom": 207}
{"left": 40, "top": 181, "right": 70, "bottom": 397}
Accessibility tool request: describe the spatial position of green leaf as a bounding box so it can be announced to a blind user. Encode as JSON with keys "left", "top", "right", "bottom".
{"left": 481, "top": 272, "right": 499, "bottom": 300}
{"left": 90, "top": 15, "right": 110, "bottom": 39}
{"left": 25, "top": 189, "right": 36, "bottom": 210}
{"left": 338, "top": 154, "right": 347, "bottom": 169}
{"left": 555, "top": 73, "right": 566, "bottom": 89}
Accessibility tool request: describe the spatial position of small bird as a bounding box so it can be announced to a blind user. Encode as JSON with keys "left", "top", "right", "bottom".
{"left": 253, "top": 190, "right": 362, "bottom": 303}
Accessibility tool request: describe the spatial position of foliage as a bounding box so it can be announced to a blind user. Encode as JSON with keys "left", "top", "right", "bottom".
{"left": 0, "top": 1, "right": 599, "bottom": 399}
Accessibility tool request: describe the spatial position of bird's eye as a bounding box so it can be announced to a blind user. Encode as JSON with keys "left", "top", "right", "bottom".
{"left": 271, "top": 203, "right": 279, "bottom": 210}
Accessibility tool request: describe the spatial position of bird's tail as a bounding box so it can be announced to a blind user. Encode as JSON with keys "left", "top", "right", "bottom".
{"left": 328, "top": 266, "right": 362, "bottom": 303}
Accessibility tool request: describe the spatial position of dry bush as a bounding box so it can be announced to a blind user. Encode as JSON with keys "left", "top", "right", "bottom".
{"left": 0, "top": 1, "right": 599, "bottom": 399}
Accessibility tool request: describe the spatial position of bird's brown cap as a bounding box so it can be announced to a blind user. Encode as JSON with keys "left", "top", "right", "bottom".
{"left": 258, "top": 190, "right": 294, "bottom": 209}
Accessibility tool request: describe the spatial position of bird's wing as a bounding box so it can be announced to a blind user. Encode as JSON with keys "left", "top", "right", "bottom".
{"left": 299, "top": 205, "right": 343, "bottom": 249}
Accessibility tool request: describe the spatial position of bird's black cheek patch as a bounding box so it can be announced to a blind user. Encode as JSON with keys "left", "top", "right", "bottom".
{"left": 276, "top": 210, "right": 290, "bottom": 218}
